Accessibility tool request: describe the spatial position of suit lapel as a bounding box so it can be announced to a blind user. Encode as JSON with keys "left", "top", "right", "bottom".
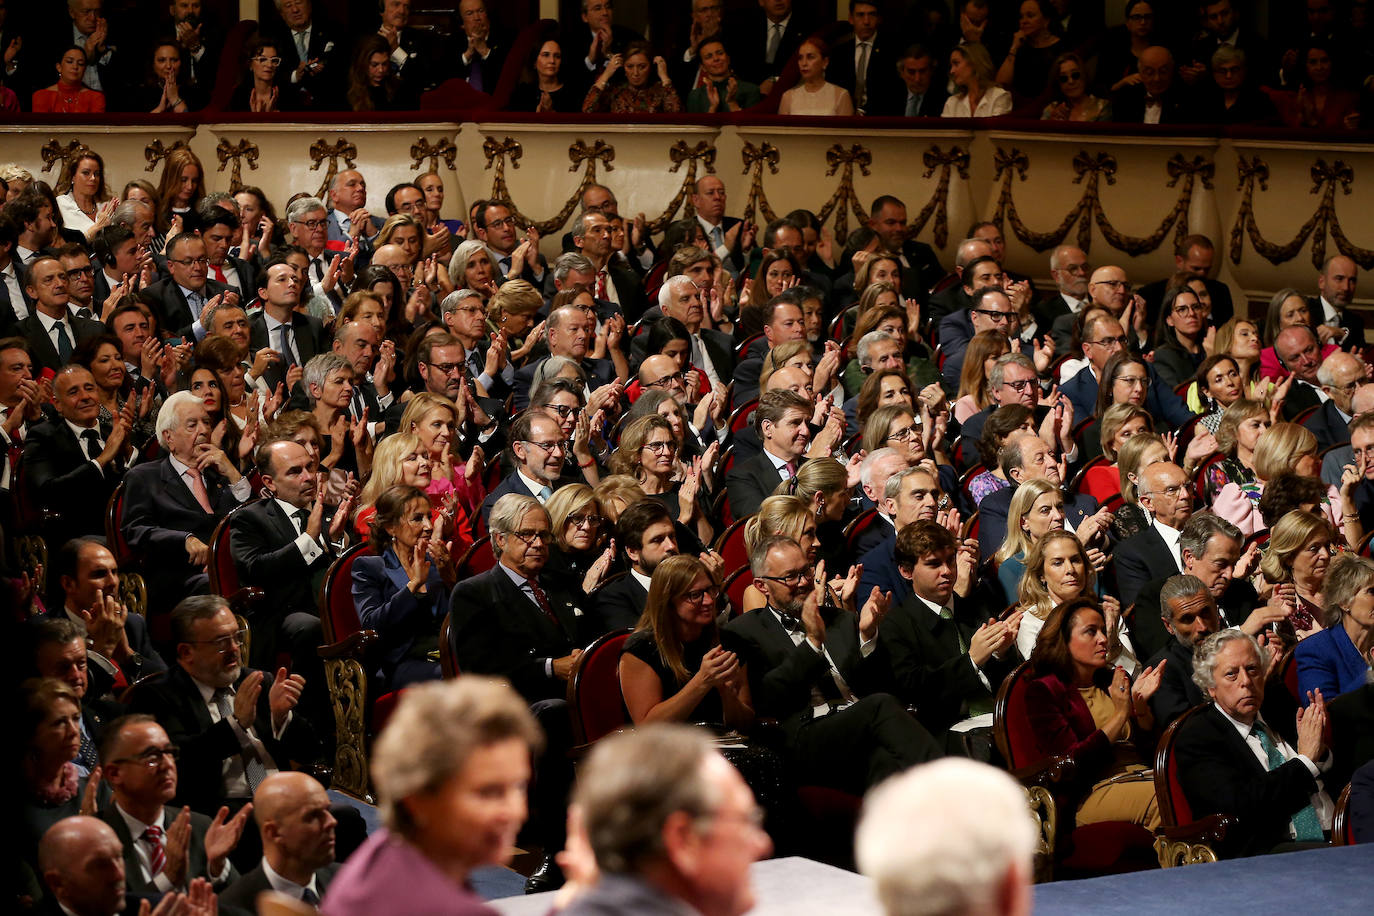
{"left": 382, "top": 549, "right": 410, "bottom": 593}
{"left": 1207, "top": 704, "right": 1270, "bottom": 778}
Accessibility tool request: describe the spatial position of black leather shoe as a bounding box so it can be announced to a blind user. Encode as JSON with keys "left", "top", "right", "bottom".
{"left": 524, "top": 852, "right": 565, "bottom": 894}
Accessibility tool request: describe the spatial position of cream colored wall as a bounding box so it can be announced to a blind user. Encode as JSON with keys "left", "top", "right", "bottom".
{"left": 3, "top": 121, "right": 1370, "bottom": 313}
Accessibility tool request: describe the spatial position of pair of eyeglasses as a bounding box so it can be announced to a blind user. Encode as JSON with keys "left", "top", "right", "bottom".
{"left": 523, "top": 439, "right": 567, "bottom": 455}
{"left": 1149, "top": 481, "right": 1194, "bottom": 499}
{"left": 65, "top": 266, "right": 95, "bottom": 279}
{"left": 1088, "top": 335, "right": 1128, "bottom": 348}
{"left": 1092, "top": 279, "right": 1130, "bottom": 290}
{"left": 647, "top": 372, "right": 685, "bottom": 388}
{"left": 567, "top": 513, "right": 605, "bottom": 529}
{"left": 511, "top": 529, "right": 553, "bottom": 544}
{"left": 426, "top": 361, "right": 465, "bottom": 375}
{"left": 253, "top": 56, "right": 283, "bottom": 66}
{"left": 486, "top": 216, "right": 518, "bottom": 230}
{"left": 168, "top": 256, "right": 210, "bottom": 267}
{"left": 1058, "top": 70, "right": 1082, "bottom": 83}
{"left": 757, "top": 568, "right": 814, "bottom": 587}
{"left": 885, "top": 423, "right": 923, "bottom": 442}
{"left": 683, "top": 585, "right": 720, "bottom": 604}
{"left": 973, "top": 309, "right": 1014, "bottom": 323}
{"left": 1001, "top": 378, "right": 1037, "bottom": 393}
{"left": 111, "top": 745, "right": 180, "bottom": 768}
{"left": 1115, "top": 374, "right": 1149, "bottom": 388}
{"left": 1172, "top": 303, "right": 1207, "bottom": 316}
{"left": 547, "top": 404, "right": 582, "bottom": 419}
{"left": 294, "top": 218, "right": 328, "bottom": 230}
{"left": 186, "top": 630, "right": 247, "bottom": 654}
{"left": 455, "top": 305, "right": 487, "bottom": 316}
{"left": 642, "top": 441, "right": 676, "bottom": 454}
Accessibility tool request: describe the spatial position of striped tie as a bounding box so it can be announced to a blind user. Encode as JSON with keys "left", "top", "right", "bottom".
{"left": 143, "top": 825, "right": 166, "bottom": 876}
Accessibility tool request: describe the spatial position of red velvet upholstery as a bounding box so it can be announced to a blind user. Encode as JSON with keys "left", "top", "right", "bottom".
{"left": 715, "top": 516, "right": 754, "bottom": 577}
{"left": 319, "top": 543, "right": 370, "bottom": 644}
{"left": 729, "top": 399, "right": 759, "bottom": 435}
{"left": 457, "top": 536, "right": 497, "bottom": 578}
{"left": 995, "top": 662, "right": 1041, "bottom": 770}
{"left": 105, "top": 482, "right": 134, "bottom": 566}
{"left": 842, "top": 508, "right": 879, "bottom": 560}
{"left": 1154, "top": 705, "right": 1204, "bottom": 827}
{"left": 724, "top": 567, "right": 754, "bottom": 618}
{"left": 567, "top": 629, "right": 632, "bottom": 746}
{"left": 206, "top": 506, "right": 244, "bottom": 598}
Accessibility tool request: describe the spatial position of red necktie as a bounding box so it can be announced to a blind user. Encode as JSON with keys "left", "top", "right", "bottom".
{"left": 528, "top": 578, "right": 564, "bottom": 632}
{"left": 143, "top": 825, "right": 166, "bottom": 876}
{"left": 211, "top": 263, "right": 227, "bottom": 284}
{"left": 596, "top": 270, "right": 608, "bottom": 299}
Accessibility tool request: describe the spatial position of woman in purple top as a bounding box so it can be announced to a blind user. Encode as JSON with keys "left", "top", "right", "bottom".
{"left": 322, "top": 678, "right": 543, "bottom": 916}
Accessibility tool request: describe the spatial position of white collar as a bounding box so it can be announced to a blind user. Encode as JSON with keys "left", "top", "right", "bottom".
{"left": 763, "top": 447, "right": 794, "bottom": 471}
{"left": 274, "top": 497, "right": 308, "bottom": 524}
{"left": 35, "top": 308, "right": 70, "bottom": 334}
{"left": 517, "top": 468, "right": 551, "bottom": 496}
{"left": 264, "top": 310, "right": 292, "bottom": 332}
{"left": 115, "top": 800, "right": 165, "bottom": 839}
{"left": 631, "top": 568, "right": 652, "bottom": 592}
{"left": 168, "top": 453, "right": 195, "bottom": 479}
{"left": 1215, "top": 702, "right": 1267, "bottom": 742}
{"left": 262, "top": 857, "right": 319, "bottom": 900}
{"left": 912, "top": 590, "right": 952, "bottom": 620}
{"left": 65, "top": 417, "right": 100, "bottom": 442}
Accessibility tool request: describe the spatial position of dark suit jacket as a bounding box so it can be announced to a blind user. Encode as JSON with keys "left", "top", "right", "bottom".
{"left": 1302, "top": 399, "right": 1352, "bottom": 451}
{"left": 144, "top": 277, "right": 231, "bottom": 336}
{"left": 273, "top": 17, "right": 347, "bottom": 108}
{"left": 927, "top": 283, "right": 972, "bottom": 332}
{"left": 1281, "top": 380, "right": 1324, "bottom": 422}
{"left": 880, "top": 592, "right": 1014, "bottom": 736}
{"left": 725, "top": 450, "right": 786, "bottom": 519}
{"left": 350, "top": 548, "right": 447, "bottom": 688}
{"left": 479, "top": 471, "right": 577, "bottom": 526}
{"left": 248, "top": 311, "right": 327, "bottom": 393}
{"left": 1175, "top": 703, "right": 1322, "bottom": 858}
{"left": 22, "top": 415, "right": 123, "bottom": 542}
{"left": 722, "top": 604, "right": 893, "bottom": 735}
{"left": 977, "top": 486, "right": 1099, "bottom": 560}
{"left": 128, "top": 664, "right": 321, "bottom": 813}
{"left": 1307, "top": 296, "right": 1366, "bottom": 351}
{"left": 220, "top": 861, "right": 340, "bottom": 911}
{"left": 1131, "top": 575, "right": 1259, "bottom": 663}
{"left": 1112, "top": 525, "right": 1179, "bottom": 610}
{"left": 1147, "top": 639, "right": 1206, "bottom": 727}
{"left": 101, "top": 803, "right": 236, "bottom": 894}
{"left": 855, "top": 531, "right": 913, "bottom": 609}
{"left": 19, "top": 311, "right": 105, "bottom": 373}
{"left": 728, "top": 10, "right": 811, "bottom": 86}
{"left": 872, "top": 83, "right": 949, "bottom": 117}
{"left": 1328, "top": 684, "right": 1374, "bottom": 794}
{"left": 448, "top": 565, "right": 581, "bottom": 702}
{"left": 1062, "top": 365, "right": 1099, "bottom": 421}
{"left": 826, "top": 32, "right": 900, "bottom": 114}
{"left": 1110, "top": 84, "right": 1195, "bottom": 124}
{"left": 229, "top": 496, "right": 337, "bottom": 634}
{"left": 590, "top": 573, "right": 646, "bottom": 635}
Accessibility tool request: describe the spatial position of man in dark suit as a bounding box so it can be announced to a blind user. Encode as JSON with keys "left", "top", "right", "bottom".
{"left": 826, "top": 1, "right": 898, "bottom": 115}
{"left": 856, "top": 464, "right": 943, "bottom": 605}
{"left": 1328, "top": 679, "right": 1374, "bottom": 797}
{"left": 52, "top": 537, "right": 167, "bottom": 685}
{"left": 1136, "top": 235, "right": 1235, "bottom": 331}
{"left": 0, "top": 212, "right": 31, "bottom": 330}
{"left": 1112, "top": 460, "right": 1194, "bottom": 609}
{"left": 99, "top": 715, "right": 246, "bottom": 895}
{"left": 220, "top": 771, "right": 340, "bottom": 910}
{"left": 1035, "top": 244, "right": 1091, "bottom": 339}
{"left": 450, "top": 0, "right": 509, "bottom": 94}
{"left": 938, "top": 282, "right": 1026, "bottom": 390}
{"left": 882, "top": 522, "right": 1017, "bottom": 752}
{"left": 692, "top": 175, "right": 753, "bottom": 278}
{"left": 231, "top": 440, "right": 351, "bottom": 673}
{"left": 128, "top": 595, "right": 320, "bottom": 820}
{"left": 273, "top": 0, "right": 347, "bottom": 108}
{"left": 872, "top": 43, "right": 947, "bottom": 117}
{"left": 1176, "top": 629, "right": 1335, "bottom": 858}
{"left": 198, "top": 207, "right": 255, "bottom": 304}
{"left": 23, "top": 365, "right": 131, "bottom": 546}
{"left": 1309, "top": 255, "right": 1363, "bottom": 350}
{"left": 37, "top": 817, "right": 158, "bottom": 916}
{"left": 1274, "top": 326, "right": 1328, "bottom": 422}
{"left": 561, "top": 0, "right": 643, "bottom": 92}
{"left": 1111, "top": 47, "right": 1195, "bottom": 124}
{"left": 867, "top": 195, "right": 944, "bottom": 305}
{"left": 481, "top": 410, "right": 583, "bottom": 526}
{"left": 247, "top": 258, "right": 327, "bottom": 395}
{"left": 476, "top": 200, "right": 547, "bottom": 289}
{"left": 591, "top": 501, "right": 684, "bottom": 633}
{"left": 725, "top": 389, "right": 811, "bottom": 519}
{"left": 448, "top": 493, "right": 582, "bottom": 888}
{"left": 571, "top": 209, "right": 646, "bottom": 322}
{"left": 121, "top": 392, "right": 253, "bottom": 612}
{"left": 723, "top": 535, "right": 943, "bottom": 794}
{"left": 27, "top": 618, "right": 123, "bottom": 769}
{"left": 1146, "top": 575, "right": 1223, "bottom": 728}
{"left": 632, "top": 273, "right": 736, "bottom": 386}
{"left": 1186, "top": 0, "right": 1272, "bottom": 86}
{"left": 732, "top": 291, "right": 808, "bottom": 406}
{"left": 977, "top": 431, "right": 1102, "bottom": 559}
{"left": 728, "top": 0, "right": 811, "bottom": 90}
{"left": 17, "top": 256, "right": 104, "bottom": 374}
{"left": 1302, "top": 350, "right": 1363, "bottom": 449}
{"left": 1061, "top": 314, "right": 1129, "bottom": 421}
{"left": 143, "top": 233, "right": 232, "bottom": 337}
{"left": 376, "top": 0, "right": 439, "bottom": 93}
{"left": 925, "top": 238, "right": 995, "bottom": 332}
{"left": 512, "top": 304, "right": 616, "bottom": 411}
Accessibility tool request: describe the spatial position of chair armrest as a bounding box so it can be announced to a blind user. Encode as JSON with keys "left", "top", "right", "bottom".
{"left": 227, "top": 586, "right": 267, "bottom": 617}
{"left": 1012, "top": 754, "right": 1079, "bottom": 791}
{"left": 317, "top": 631, "right": 380, "bottom": 660}
{"left": 1158, "top": 813, "right": 1234, "bottom": 847}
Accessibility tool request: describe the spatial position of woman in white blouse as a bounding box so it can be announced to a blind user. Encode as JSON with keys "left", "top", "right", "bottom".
{"left": 942, "top": 43, "right": 1012, "bottom": 118}
{"left": 55, "top": 149, "right": 117, "bottom": 241}
{"left": 778, "top": 38, "right": 855, "bottom": 116}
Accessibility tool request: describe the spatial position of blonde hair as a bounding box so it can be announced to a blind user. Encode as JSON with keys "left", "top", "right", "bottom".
{"left": 1253, "top": 422, "right": 1317, "bottom": 482}
{"left": 399, "top": 392, "right": 463, "bottom": 450}
{"left": 1018, "top": 529, "right": 1096, "bottom": 620}
{"left": 1099, "top": 403, "right": 1153, "bottom": 462}
{"left": 547, "top": 484, "right": 603, "bottom": 551}
{"left": 778, "top": 457, "right": 848, "bottom": 506}
{"left": 359, "top": 432, "right": 426, "bottom": 512}
{"left": 593, "top": 475, "right": 645, "bottom": 523}
{"left": 1260, "top": 510, "right": 1335, "bottom": 584}
{"left": 995, "top": 477, "right": 1062, "bottom": 565}
{"left": 757, "top": 339, "right": 813, "bottom": 391}
{"left": 376, "top": 212, "right": 423, "bottom": 250}
{"left": 1118, "top": 432, "right": 1167, "bottom": 505}
{"left": 1215, "top": 398, "right": 1268, "bottom": 457}
{"left": 744, "top": 495, "right": 814, "bottom": 553}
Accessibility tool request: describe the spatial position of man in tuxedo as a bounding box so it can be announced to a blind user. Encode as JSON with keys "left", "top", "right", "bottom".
{"left": 884, "top": 521, "right": 1017, "bottom": 752}
{"left": 592, "top": 501, "right": 678, "bottom": 632}
{"left": 868, "top": 195, "right": 944, "bottom": 304}
{"left": 18, "top": 255, "right": 104, "bottom": 374}
{"left": 480, "top": 411, "right": 578, "bottom": 524}
{"left": 725, "top": 389, "right": 811, "bottom": 519}
{"left": 121, "top": 392, "right": 252, "bottom": 612}
{"left": 633, "top": 275, "right": 735, "bottom": 388}
{"left": 875, "top": 44, "right": 946, "bottom": 117}
{"left": 448, "top": 493, "right": 581, "bottom": 888}
{"left": 1310, "top": 255, "right": 1363, "bottom": 350}
{"left": 1036, "top": 244, "right": 1090, "bottom": 340}
{"left": 729, "top": 0, "right": 809, "bottom": 92}
{"left": 826, "top": 0, "right": 897, "bottom": 115}
{"left": 1112, "top": 46, "right": 1194, "bottom": 124}
{"left": 1303, "top": 350, "right": 1365, "bottom": 449}
{"left": 476, "top": 200, "right": 545, "bottom": 288}
{"left": 129, "top": 595, "right": 319, "bottom": 819}
{"left": 274, "top": 0, "right": 346, "bottom": 108}
{"left": 53, "top": 537, "right": 167, "bottom": 685}
{"left": 693, "top": 175, "right": 754, "bottom": 278}
{"left": 977, "top": 430, "right": 1100, "bottom": 559}
{"left": 231, "top": 439, "right": 352, "bottom": 673}
{"left": 1274, "top": 326, "right": 1329, "bottom": 421}
{"left": 37, "top": 817, "right": 147, "bottom": 916}
{"left": 1112, "top": 460, "right": 1194, "bottom": 609}
{"left": 248, "top": 257, "right": 327, "bottom": 395}
{"left": 564, "top": 726, "right": 772, "bottom": 916}
{"left": 857, "top": 466, "right": 944, "bottom": 616}
{"left": 512, "top": 304, "right": 616, "bottom": 411}
{"left": 1137, "top": 235, "right": 1234, "bottom": 331}
{"left": 1176, "top": 629, "right": 1335, "bottom": 858}
{"left": 143, "top": 233, "right": 232, "bottom": 338}
{"left": 571, "top": 209, "right": 646, "bottom": 321}
{"left": 1061, "top": 314, "right": 1129, "bottom": 420}
{"left": 23, "top": 365, "right": 131, "bottom": 545}
{"left": 723, "top": 535, "right": 943, "bottom": 793}
{"left": 220, "top": 771, "right": 339, "bottom": 910}
{"left": 451, "top": 0, "right": 509, "bottom": 94}
{"left": 99, "top": 715, "right": 246, "bottom": 895}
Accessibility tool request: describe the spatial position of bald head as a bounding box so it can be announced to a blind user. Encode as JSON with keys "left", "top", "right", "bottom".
{"left": 40, "top": 817, "right": 127, "bottom": 916}
{"left": 955, "top": 238, "right": 994, "bottom": 272}
{"left": 1049, "top": 245, "right": 1090, "bottom": 297}
{"left": 1276, "top": 325, "right": 1322, "bottom": 384}
{"left": 1352, "top": 383, "right": 1374, "bottom": 416}
{"left": 1140, "top": 46, "right": 1174, "bottom": 95}
{"left": 766, "top": 365, "right": 814, "bottom": 398}
{"left": 1320, "top": 351, "right": 1367, "bottom": 413}
{"left": 638, "top": 354, "right": 682, "bottom": 392}
{"left": 253, "top": 772, "right": 337, "bottom": 875}
{"left": 1088, "top": 265, "right": 1129, "bottom": 312}
{"left": 370, "top": 244, "right": 409, "bottom": 272}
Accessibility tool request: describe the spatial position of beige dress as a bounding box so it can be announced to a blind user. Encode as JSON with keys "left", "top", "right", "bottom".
{"left": 1074, "top": 686, "right": 1161, "bottom": 829}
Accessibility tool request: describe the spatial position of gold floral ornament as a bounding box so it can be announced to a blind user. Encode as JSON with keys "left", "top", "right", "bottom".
{"left": 410, "top": 136, "right": 457, "bottom": 173}
{"left": 909, "top": 145, "right": 971, "bottom": 250}
{"left": 40, "top": 138, "right": 87, "bottom": 174}
{"left": 739, "top": 141, "right": 780, "bottom": 227}
{"left": 645, "top": 140, "right": 717, "bottom": 235}
{"left": 215, "top": 138, "right": 259, "bottom": 193}
{"left": 483, "top": 136, "right": 617, "bottom": 237}
{"left": 1230, "top": 156, "right": 1373, "bottom": 270}
{"left": 144, "top": 139, "right": 189, "bottom": 173}
{"left": 992, "top": 147, "right": 1213, "bottom": 256}
{"left": 309, "top": 137, "right": 358, "bottom": 200}
{"left": 816, "top": 143, "right": 873, "bottom": 242}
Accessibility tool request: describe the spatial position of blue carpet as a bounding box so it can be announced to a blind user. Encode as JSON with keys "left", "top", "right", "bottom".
{"left": 1032, "top": 843, "right": 1374, "bottom": 914}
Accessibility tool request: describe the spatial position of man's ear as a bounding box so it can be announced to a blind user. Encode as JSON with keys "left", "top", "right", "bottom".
{"left": 896, "top": 562, "right": 913, "bottom": 582}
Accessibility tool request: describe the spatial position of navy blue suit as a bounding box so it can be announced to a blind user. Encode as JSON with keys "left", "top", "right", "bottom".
{"left": 1062, "top": 365, "right": 1100, "bottom": 423}
{"left": 977, "top": 485, "right": 1099, "bottom": 560}
{"left": 856, "top": 531, "right": 913, "bottom": 608}
{"left": 1302, "top": 399, "right": 1352, "bottom": 451}
{"left": 1296, "top": 624, "right": 1370, "bottom": 704}
{"left": 351, "top": 549, "right": 447, "bottom": 691}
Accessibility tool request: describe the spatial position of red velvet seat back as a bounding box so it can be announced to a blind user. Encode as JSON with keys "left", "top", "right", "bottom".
{"left": 716, "top": 517, "right": 753, "bottom": 575}
{"left": 207, "top": 507, "right": 244, "bottom": 597}
{"left": 457, "top": 536, "right": 496, "bottom": 579}
{"left": 842, "top": 508, "right": 878, "bottom": 557}
{"left": 568, "top": 629, "right": 632, "bottom": 745}
{"left": 724, "top": 567, "right": 754, "bottom": 618}
{"left": 320, "top": 544, "right": 370, "bottom": 643}
{"left": 994, "top": 662, "right": 1042, "bottom": 771}
{"left": 1153, "top": 704, "right": 1207, "bottom": 827}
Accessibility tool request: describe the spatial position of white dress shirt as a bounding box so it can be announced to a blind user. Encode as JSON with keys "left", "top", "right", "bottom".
{"left": 1152, "top": 517, "right": 1185, "bottom": 572}
{"left": 168, "top": 453, "right": 252, "bottom": 505}
{"left": 2, "top": 261, "right": 28, "bottom": 319}
{"left": 275, "top": 497, "right": 326, "bottom": 565}
{"left": 192, "top": 675, "right": 285, "bottom": 798}
{"left": 35, "top": 308, "right": 77, "bottom": 355}
{"left": 262, "top": 857, "right": 321, "bottom": 901}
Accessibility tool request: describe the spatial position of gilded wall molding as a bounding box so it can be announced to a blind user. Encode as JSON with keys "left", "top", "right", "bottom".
{"left": 214, "top": 139, "right": 259, "bottom": 193}
{"left": 40, "top": 138, "right": 87, "bottom": 174}
{"left": 1229, "top": 155, "right": 1374, "bottom": 269}
{"left": 816, "top": 143, "right": 873, "bottom": 241}
{"left": 410, "top": 136, "right": 457, "bottom": 173}
{"left": 483, "top": 136, "right": 619, "bottom": 236}
{"left": 144, "top": 139, "right": 189, "bottom": 173}
{"left": 910, "top": 145, "right": 970, "bottom": 250}
{"left": 739, "top": 141, "right": 780, "bottom": 227}
{"left": 644, "top": 140, "right": 717, "bottom": 234}
{"left": 309, "top": 137, "right": 358, "bottom": 199}
{"left": 992, "top": 147, "right": 1214, "bottom": 256}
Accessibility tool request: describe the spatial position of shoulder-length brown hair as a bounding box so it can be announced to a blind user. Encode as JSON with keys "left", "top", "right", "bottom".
{"left": 958, "top": 330, "right": 1011, "bottom": 408}
{"left": 635, "top": 554, "right": 718, "bottom": 685}
{"left": 1030, "top": 596, "right": 1104, "bottom": 683}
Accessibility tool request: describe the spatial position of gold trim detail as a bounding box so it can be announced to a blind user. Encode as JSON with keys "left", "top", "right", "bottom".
{"left": 1229, "top": 156, "right": 1374, "bottom": 269}
{"left": 740, "top": 141, "right": 781, "bottom": 227}
{"left": 214, "top": 139, "right": 259, "bottom": 193}
{"left": 323, "top": 657, "right": 374, "bottom": 803}
{"left": 1154, "top": 835, "right": 1220, "bottom": 868}
{"left": 144, "top": 139, "right": 189, "bottom": 173}
{"left": 816, "top": 143, "right": 873, "bottom": 241}
{"left": 410, "top": 136, "right": 457, "bottom": 173}
{"left": 309, "top": 138, "right": 358, "bottom": 200}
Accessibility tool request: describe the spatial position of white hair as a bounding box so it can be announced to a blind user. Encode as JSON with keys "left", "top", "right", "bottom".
{"left": 860, "top": 446, "right": 901, "bottom": 491}
{"left": 156, "top": 391, "right": 202, "bottom": 444}
{"left": 857, "top": 759, "right": 1035, "bottom": 916}
{"left": 657, "top": 274, "right": 697, "bottom": 311}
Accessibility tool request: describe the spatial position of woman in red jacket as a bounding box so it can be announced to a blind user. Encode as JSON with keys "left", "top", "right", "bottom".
{"left": 32, "top": 46, "right": 105, "bottom": 114}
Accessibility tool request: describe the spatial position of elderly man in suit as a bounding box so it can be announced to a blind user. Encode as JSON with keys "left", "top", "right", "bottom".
{"left": 53, "top": 537, "right": 166, "bottom": 684}
{"left": 1176, "top": 629, "right": 1336, "bottom": 858}
{"left": 562, "top": 725, "right": 772, "bottom": 916}
{"left": 631, "top": 274, "right": 736, "bottom": 389}
{"left": 23, "top": 365, "right": 132, "bottom": 546}
{"left": 977, "top": 430, "right": 1102, "bottom": 559}
{"left": 37, "top": 816, "right": 162, "bottom": 916}
{"left": 867, "top": 196, "right": 944, "bottom": 303}
{"left": 1111, "top": 47, "right": 1194, "bottom": 124}
{"left": 1274, "top": 326, "right": 1330, "bottom": 421}
{"left": 121, "top": 392, "right": 252, "bottom": 612}
{"left": 723, "top": 535, "right": 942, "bottom": 794}
{"left": 27, "top": 618, "right": 123, "bottom": 769}
{"left": 273, "top": 0, "right": 346, "bottom": 108}
{"left": 725, "top": 389, "right": 812, "bottom": 519}
{"left": 570, "top": 209, "right": 646, "bottom": 321}
{"left": 873, "top": 43, "right": 947, "bottom": 117}
{"left": 692, "top": 175, "right": 754, "bottom": 278}
{"left": 856, "top": 465, "right": 944, "bottom": 606}
{"left": 325, "top": 169, "right": 382, "bottom": 246}
{"left": 451, "top": 0, "right": 509, "bottom": 94}
{"left": 98, "top": 714, "right": 247, "bottom": 895}
{"left": 143, "top": 233, "right": 233, "bottom": 337}
{"left": 17, "top": 255, "right": 104, "bottom": 373}
{"left": 247, "top": 257, "right": 326, "bottom": 395}
{"left": 1110, "top": 460, "right": 1196, "bottom": 608}
{"left": 220, "top": 771, "right": 339, "bottom": 909}
{"left": 511, "top": 304, "right": 617, "bottom": 411}
{"left": 448, "top": 493, "right": 583, "bottom": 889}
{"left": 479, "top": 411, "right": 579, "bottom": 525}
{"left": 1303, "top": 350, "right": 1365, "bottom": 449}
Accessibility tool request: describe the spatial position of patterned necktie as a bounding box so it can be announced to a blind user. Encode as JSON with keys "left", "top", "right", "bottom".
{"left": 214, "top": 687, "right": 269, "bottom": 793}
{"left": 295, "top": 30, "right": 309, "bottom": 61}
{"left": 143, "top": 825, "right": 166, "bottom": 876}
{"left": 938, "top": 606, "right": 969, "bottom": 654}
{"left": 527, "top": 578, "right": 563, "bottom": 631}
{"left": 81, "top": 428, "right": 101, "bottom": 460}
{"left": 855, "top": 41, "right": 870, "bottom": 108}
{"left": 906, "top": 94, "right": 921, "bottom": 116}
{"left": 1252, "top": 724, "right": 1325, "bottom": 841}
{"left": 766, "top": 22, "right": 782, "bottom": 63}
{"left": 77, "top": 724, "right": 99, "bottom": 771}
{"left": 185, "top": 467, "right": 214, "bottom": 513}
{"left": 711, "top": 225, "right": 725, "bottom": 250}
{"left": 55, "top": 321, "right": 73, "bottom": 362}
